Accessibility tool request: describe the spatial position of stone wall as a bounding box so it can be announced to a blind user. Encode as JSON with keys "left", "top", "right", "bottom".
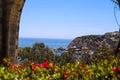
{"left": 0, "top": 0, "right": 25, "bottom": 64}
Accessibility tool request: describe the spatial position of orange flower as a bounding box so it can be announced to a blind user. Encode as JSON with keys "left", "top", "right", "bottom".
{"left": 12, "top": 66, "right": 17, "bottom": 71}
{"left": 72, "top": 72, "right": 78, "bottom": 77}
{"left": 52, "top": 63, "right": 56, "bottom": 71}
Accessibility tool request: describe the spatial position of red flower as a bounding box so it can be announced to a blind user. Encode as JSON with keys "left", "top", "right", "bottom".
{"left": 19, "top": 65, "right": 24, "bottom": 70}
{"left": 44, "top": 60, "right": 49, "bottom": 67}
{"left": 33, "top": 63, "right": 39, "bottom": 67}
{"left": 7, "top": 64, "right": 12, "bottom": 67}
{"left": 114, "top": 67, "right": 117, "bottom": 72}
{"left": 31, "top": 63, "right": 38, "bottom": 71}
{"left": 31, "top": 61, "right": 49, "bottom": 70}
{"left": 63, "top": 73, "right": 69, "bottom": 79}
{"left": 31, "top": 65, "right": 36, "bottom": 71}
{"left": 117, "top": 68, "right": 120, "bottom": 71}
{"left": 39, "top": 64, "right": 45, "bottom": 68}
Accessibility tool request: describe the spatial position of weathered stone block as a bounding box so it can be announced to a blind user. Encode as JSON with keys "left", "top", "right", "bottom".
{"left": 0, "top": 0, "right": 25, "bottom": 64}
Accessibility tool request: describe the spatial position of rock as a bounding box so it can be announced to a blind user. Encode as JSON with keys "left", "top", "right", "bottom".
{"left": 68, "top": 31, "right": 120, "bottom": 53}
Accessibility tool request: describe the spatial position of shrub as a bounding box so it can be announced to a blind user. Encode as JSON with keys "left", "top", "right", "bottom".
{"left": 0, "top": 56, "right": 120, "bottom": 79}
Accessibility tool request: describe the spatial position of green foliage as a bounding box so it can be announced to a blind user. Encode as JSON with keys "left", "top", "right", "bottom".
{"left": 0, "top": 57, "right": 120, "bottom": 79}
{"left": 18, "top": 43, "right": 54, "bottom": 64}
{"left": 19, "top": 42, "right": 119, "bottom": 67}
{"left": 79, "top": 47, "right": 115, "bottom": 65}
{"left": 33, "top": 42, "right": 45, "bottom": 51}
{"left": 3, "top": 42, "right": 120, "bottom": 79}
{"left": 18, "top": 43, "right": 77, "bottom": 66}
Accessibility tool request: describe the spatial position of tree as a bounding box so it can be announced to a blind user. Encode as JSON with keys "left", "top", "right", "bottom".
{"left": 33, "top": 43, "right": 45, "bottom": 52}
{"left": 112, "top": 0, "right": 120, "bottom": 8}
{"left": 18, "top": 43, "right": 55, "bottom": 64}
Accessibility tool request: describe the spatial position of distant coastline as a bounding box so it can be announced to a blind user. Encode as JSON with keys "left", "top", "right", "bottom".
{"left": 19, "top": 37, "right": 72, "bottom": 48}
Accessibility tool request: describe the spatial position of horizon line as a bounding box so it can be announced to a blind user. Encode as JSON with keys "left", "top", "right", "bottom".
{"left": 19, "top": 37, "right": 73, "bottom": 40}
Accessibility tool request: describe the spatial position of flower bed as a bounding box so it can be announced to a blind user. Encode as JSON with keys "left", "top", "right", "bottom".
{"left": 0, "top": 57, "right": 120, "bottom": 79}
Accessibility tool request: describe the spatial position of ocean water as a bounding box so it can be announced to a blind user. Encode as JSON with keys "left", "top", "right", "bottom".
{"left": 19, "top": 38, "right": 72, "bottom": 48}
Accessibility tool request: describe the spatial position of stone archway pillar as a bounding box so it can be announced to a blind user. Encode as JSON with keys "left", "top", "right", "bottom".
{"left": 0, "top": 0, "right": 25, "bottom": 64}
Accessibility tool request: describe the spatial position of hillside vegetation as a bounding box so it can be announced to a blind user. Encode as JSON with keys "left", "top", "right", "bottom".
{"left": 68, "top": 31, "right": 119, "bottom": 50}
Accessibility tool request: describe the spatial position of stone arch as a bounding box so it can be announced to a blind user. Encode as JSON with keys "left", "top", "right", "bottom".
{"left": 0, "top": 0, "right": 25, "bottom": 64}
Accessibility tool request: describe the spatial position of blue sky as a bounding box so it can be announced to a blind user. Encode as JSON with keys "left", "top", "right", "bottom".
{"left": 19, "top": 0, "right": 120, "bottom": 39}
